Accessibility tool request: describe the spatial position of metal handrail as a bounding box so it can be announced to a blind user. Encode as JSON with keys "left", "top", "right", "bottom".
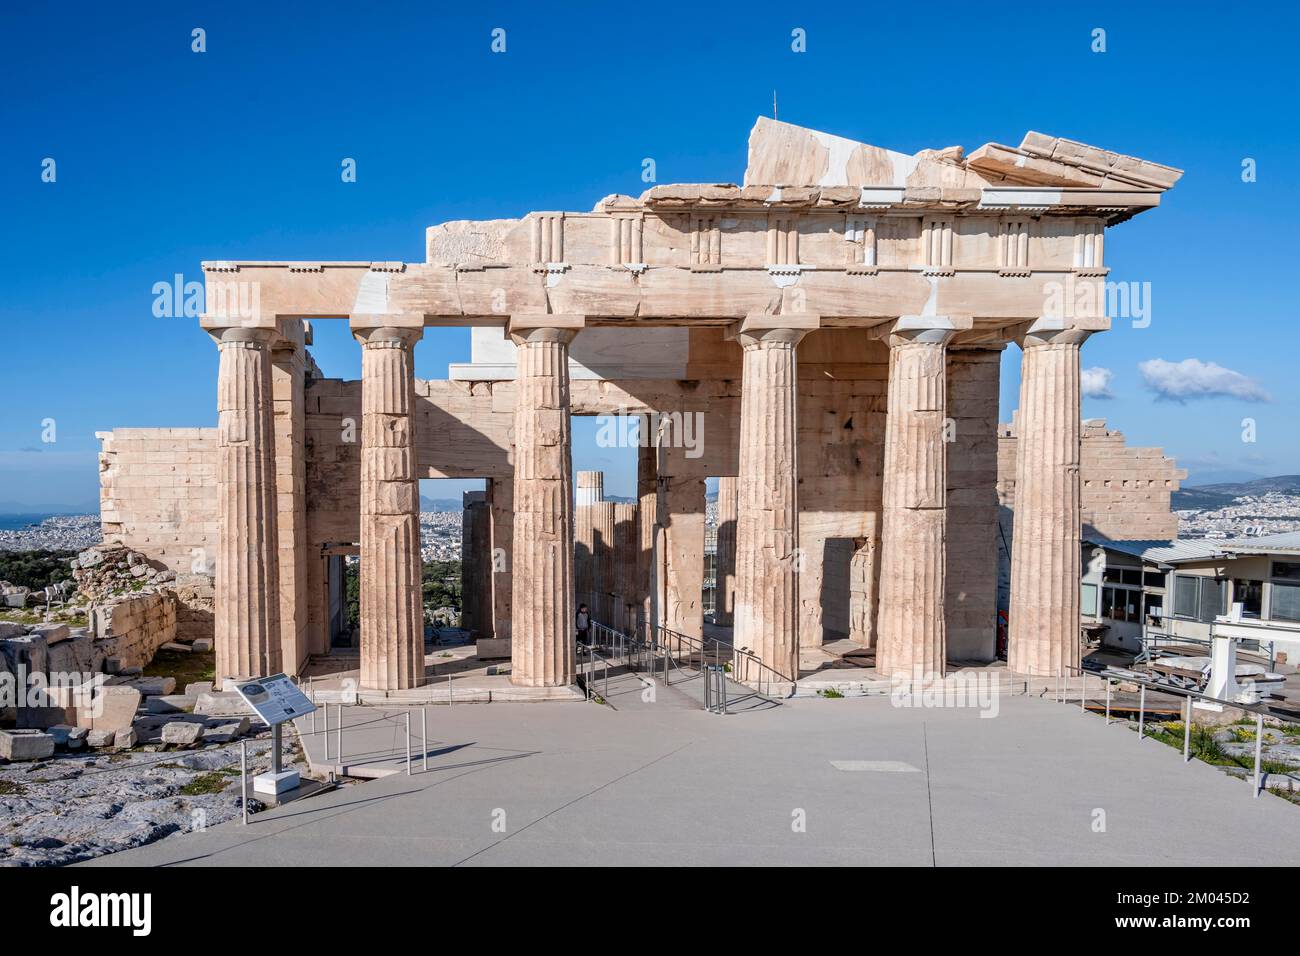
{"left": 1050, "top": 663, "right": 1298, "bottom": 800}
{"left": 644, "top": 622, "right": 792, "bottom": 706}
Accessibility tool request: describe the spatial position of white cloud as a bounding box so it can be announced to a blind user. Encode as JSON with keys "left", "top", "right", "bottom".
{"left": 1081, "top": 366, "right": 1114, "bottom": 399}
{"left": 1138, "top": 358, "right": 1271, "bottom": 403}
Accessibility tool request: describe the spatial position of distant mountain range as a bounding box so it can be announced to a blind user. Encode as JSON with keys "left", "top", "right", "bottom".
{"left": 1173, "top": 475, "right": 1300, "bottom": 512}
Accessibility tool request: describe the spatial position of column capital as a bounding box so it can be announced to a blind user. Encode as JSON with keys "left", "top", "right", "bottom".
{"left": 1018, "top": 315, "right": 1107, "bottom": 349}
{"left": 350, "top": 313, "right": 424, "bottom": 347}
{"left": 208, "top": 325, "right": 278, "bottom": 349}
{"left": 870, "top": 315, "right": 972, "bottom": 348}
{"left": 730, "top": 312, "right": 819, "bottom": 349}
{"left": 507, "top": 313, "right": 584, "bottom": 346}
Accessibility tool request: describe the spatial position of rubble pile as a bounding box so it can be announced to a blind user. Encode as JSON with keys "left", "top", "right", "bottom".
{"left": 70, "top": 545, "right": 176, "bottom": 602}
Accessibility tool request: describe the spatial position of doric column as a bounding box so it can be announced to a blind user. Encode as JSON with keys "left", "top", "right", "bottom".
{"left": 271, "top": 329, "right": 309, "bottom": 676}
{"left": 354, "top": 322, "right": 424, "bottom": 692}
{"left": 613, "top": 502, "right": 639, "bottom": 633}
{"left": 592, "top": 500, "right": 616, "bottom": 625}
{"left": 510, "top": 316, "right": 582, "bottom": 687}
{"left": 212, "top": 326, "right": 281, "bottom": 687}
{"left": 1008, "top": 323, "right": 1091, "bottom": 677}
{"left": 575, "top": 471, "right": 602, "bottom": 616}
{"left": 875, "top": 318, "right": 960, "bottom": 681}
{"left": 732, "top": 314, "right": 816, "bottom": 682}
{"left": 713, "top": 476, "right": 738, "bottom": 626}
{"left": 636, "top": 436, "right": 658, "bottom": 635}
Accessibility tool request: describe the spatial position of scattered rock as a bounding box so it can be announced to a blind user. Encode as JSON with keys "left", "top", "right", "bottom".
{"left": 113, "top": 728, "right": 139, "bottom": 750}
{"left": 184, "top": 681, "right": 214, "bottom": 697}
{"left": 0, "top": 728, "right": 55, "bottom": 761}
{"left": 194, "top": 691, "right": 254, "bottom": 717}
{"left": 202, "top": 718, "right": 250, "bottom": 743}
{"left": 146, "top": 695, "right": 194, "bottom": 715}
{"left": 161, "top": 722, "right": 204, "bottom": 746}
{"left": 190, "top": 638, "right": 213, "bottom": 653}
{"left": 86, "top": 729, "right": 116, "bottom": 748}
{"left": 159, "top": 642, "right": 191, "bottom": 653}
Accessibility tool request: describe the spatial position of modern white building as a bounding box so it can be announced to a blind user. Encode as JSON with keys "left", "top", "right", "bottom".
{"left": 1082, "top": 532, "right": 1300, "bottom": 662}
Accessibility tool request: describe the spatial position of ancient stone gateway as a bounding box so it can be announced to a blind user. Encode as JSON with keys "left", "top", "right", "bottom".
{"left": 189, "top": 118, "right": 1180, "bottom": 691}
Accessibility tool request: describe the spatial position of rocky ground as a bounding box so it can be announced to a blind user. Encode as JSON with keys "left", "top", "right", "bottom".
{"left": 0, "top": 733, "right": 311, "bottom": 866}
{"left": 1139, "top": 716, "right": 1300, "bottom": 801}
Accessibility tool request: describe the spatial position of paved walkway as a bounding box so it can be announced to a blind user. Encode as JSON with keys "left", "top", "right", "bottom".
{"left": 83, "top": 691, "right": 1300, "bottom": 867}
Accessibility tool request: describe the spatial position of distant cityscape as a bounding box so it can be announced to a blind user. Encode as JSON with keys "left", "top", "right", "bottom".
{"left": 2, "top": 478, "right": 1299, "bottom": 557}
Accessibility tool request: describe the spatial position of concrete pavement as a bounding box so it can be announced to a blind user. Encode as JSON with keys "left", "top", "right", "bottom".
{"left": 84, "top": 693, "right": 1300, "bottom": 867}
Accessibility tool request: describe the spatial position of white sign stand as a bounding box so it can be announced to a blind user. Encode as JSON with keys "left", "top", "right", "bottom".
{"left": 233, "top": 674, "right": 318, "bottom": 796}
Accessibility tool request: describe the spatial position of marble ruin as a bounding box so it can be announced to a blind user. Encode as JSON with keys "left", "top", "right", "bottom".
{"left": 98, "top": 118, "right": 1182, "bottom": 691}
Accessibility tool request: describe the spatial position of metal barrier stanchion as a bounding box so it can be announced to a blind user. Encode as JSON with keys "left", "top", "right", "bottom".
{"left": 1105, "top": 679, "right": 1112, "bottom": 725}
{"left": 1183, "top": 695, "right": 1192, "bottom": 762}
{"left": 336, "top": 704, "right": 343, "bottom": 769}
{"left": 323, "top": 702, "right": 331, "bottom": 760}
{"left": 422, "top": 708, "right": 429, "bottom": 772}
{"left": 405, "top": 711, "right": 412, "bottom": 776}
{"left": 1254, "top": 713, "right": 1264, "bottom": 799}
{"left": 1080, "top": 671, "right": 1087, "bottom": 714}
{"left": 240, "top": 740, "right": 249, "bottom": 825}
{"left": 1138, "top": 684, "right": 1146, "bottom": 741}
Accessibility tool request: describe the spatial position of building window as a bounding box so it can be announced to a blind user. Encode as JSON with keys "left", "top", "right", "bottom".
{"left": 1233, "top": 579, "right": 1263, "bottom": 618}
{"left": 1101, "top": 586, "right": 1140, "bottom": 623}
{"left": 1198, "top": 579, "right": 1225, "bottom": 623}
{"left": 1144, "top": 592, "right": 1164, "bottom": 624}
{"left": 1271, "top": 581, "right": 1300, "bottom": 623}
{"left": 1081, "top": 583, "right": 1098, "bottom": 617}
{"left": 1272, "top": 561, "right": 1300, "bottom": 581}
{"left": 1174, "top": 575, "right": 1198, "bottom": 618}
{"left": 1143, "top": 570, "right": 1165, "bottom": 589}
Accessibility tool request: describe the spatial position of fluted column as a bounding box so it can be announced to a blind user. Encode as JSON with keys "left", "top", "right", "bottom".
{"left": 213, "top": 327, "right": 281, "bottom": 687}
{"left": 355, "top": 324, "right": 424, "bottom": 692}
{"left": 574, "top": 471, "right": 603, "bottom": 614}
{"left": 510, "top": 318, "right": 580, "bottom": 687}
{"left": 592, "top": 500, "right": 616, "bottom": 625}
{"left": 733, "top": 317, "right": 814, "bottom": 682}
{"left": 714, "top": 476, "right": 738, "bottom": 626}
{"left": 875, "top": 322, "right": 958, "bottom": 681}
{"left": 613, "top": 502, "right": 638, "bottom": 633}
{"left": 1008, "top": 324, "right": 1091, "bottom": 676}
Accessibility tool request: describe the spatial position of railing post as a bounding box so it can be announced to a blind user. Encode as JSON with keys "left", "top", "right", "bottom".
{"left": 1105, "top": 678, "right": 1112, "bottom": 725}
{"left": 1080, "top": 670, "right": 1087, "bottom": 714}
{"left": 422, "top": 708, "right": 429, "bottom": 773}
{"left": 337, "top": 704, "right": 343, "bottom": 768}
{"left": 1138, "top": 684, "right": 1146, "bottom": 741}
{"left": 323, "top": 701, "right": 331, "bottom": 759}
{"left": 1183, "top": 694, "right": 1192, "bottom": 762}
{"left": 1254, "top": 713, "right": 1264, "bottom": 799}
{"left": 240, "top": 739, "right": 249, "bottom": 825}
{"left": 720, "top": 668, "right": 728, "bottom": 715}
{"left": 405, "top": 711, "right": 412, "bottom": 776}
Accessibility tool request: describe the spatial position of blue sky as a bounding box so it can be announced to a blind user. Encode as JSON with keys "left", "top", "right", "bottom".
{"left": 1, "top": 0, "right": 1296, "bottom": 510}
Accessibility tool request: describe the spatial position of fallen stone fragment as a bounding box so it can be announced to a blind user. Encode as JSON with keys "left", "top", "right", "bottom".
{"left": 0, "top": 728, "right": 56, "bottom": 761}
{"left": 202, "top": 718, "right": 250, "bottom": 743}
{"left": 161, "top": 722, "right": 204, "bottom": 746}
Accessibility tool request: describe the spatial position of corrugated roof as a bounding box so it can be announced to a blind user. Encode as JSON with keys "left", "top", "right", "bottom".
{"left": 1084, "top": 538, "right": 1223, "bottom": 564}
{"left": 1086, "top": 532, "right": 1300, "bottom": 564}
{"left": 1212, "top": 531, "right": 1300, "bottom": 555}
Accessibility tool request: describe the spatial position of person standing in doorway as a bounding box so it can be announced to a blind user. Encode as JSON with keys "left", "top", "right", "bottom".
{"left": 576, "top": 603, "right": 591, "bottom": 646}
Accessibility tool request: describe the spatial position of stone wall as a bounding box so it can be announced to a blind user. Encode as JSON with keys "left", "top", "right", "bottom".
{"left": 97, "top": 428, "right": 218, "bottom": 573}
{"left": 90, "top": 591, "right": 179, "bottom": 670}
{"left": 998, "top": 417, "right": 1185, "bottom": 541}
